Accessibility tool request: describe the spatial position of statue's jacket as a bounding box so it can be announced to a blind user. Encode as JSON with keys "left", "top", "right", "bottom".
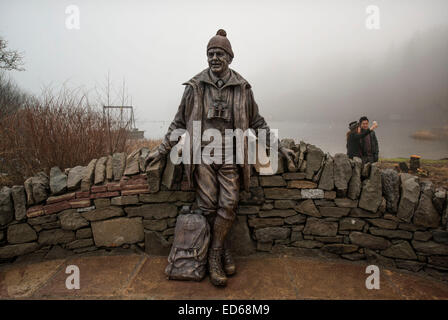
{"left": 158, "top": 68, "right": 274, "bottom": 192}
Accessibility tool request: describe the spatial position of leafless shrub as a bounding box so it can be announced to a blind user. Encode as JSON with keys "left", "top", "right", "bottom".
{"left": 0, "top": 84, "right": 130, "bottom": 186}
{"left": 0, "top": 72, "right": 33, "bottom": 119}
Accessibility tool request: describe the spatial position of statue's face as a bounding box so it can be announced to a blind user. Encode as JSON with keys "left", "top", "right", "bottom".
{"left": 207, "top": 48, "right": 232, "bottom": 76}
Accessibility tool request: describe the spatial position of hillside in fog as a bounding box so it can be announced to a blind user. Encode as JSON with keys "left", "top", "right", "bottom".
{"left": 276, "top": 26, "right": 448, "bottom": 126}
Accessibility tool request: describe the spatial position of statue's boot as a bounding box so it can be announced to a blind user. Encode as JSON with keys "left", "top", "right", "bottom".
{"left": 223, "top": 237, "right": 236, "bottom": 276}
{"left": 208, "top": 248, "right": 227, "bottom": 286}
{"left": 208, "top": 216, "right": 233, "bottom": 287}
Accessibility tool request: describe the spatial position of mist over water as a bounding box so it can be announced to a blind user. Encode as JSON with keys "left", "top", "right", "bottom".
{"left": 1, "top": 0, "right": 447, "bottom": 159}
{"left": 145, "top": 119, "right": 448, "bottom": 159}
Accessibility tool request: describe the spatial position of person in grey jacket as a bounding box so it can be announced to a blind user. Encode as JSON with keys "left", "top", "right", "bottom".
{"left": 359, "top": 116, "right": 379, "bottom": 163}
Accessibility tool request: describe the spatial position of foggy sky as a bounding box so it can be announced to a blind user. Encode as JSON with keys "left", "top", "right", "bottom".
{"left": 1, "top": 0, "right": 448, "bottom": 140}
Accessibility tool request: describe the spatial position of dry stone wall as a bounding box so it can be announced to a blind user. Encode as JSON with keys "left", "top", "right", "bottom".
{"left": 1, "top": 141, "right": 447, "bottom": 282}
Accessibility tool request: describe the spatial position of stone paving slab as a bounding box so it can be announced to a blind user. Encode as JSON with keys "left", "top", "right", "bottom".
{"left": 124, "top": 256, "right": 298, "bottom": 299}
{"left": 0, "top": 259, "right": 65, "bottom": 298}
{"left": 32, "top": 254, "right": 145, "bottom": 299}
{"left": 0, "top": 253, "right": 447, "bottom": 300}
{"left": 283, "top": 257, "right": 401, "bottom": 299}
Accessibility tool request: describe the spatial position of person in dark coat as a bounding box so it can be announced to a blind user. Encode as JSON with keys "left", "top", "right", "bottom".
{"left": 359, "top": 116, "right": 379, "bottom": 163}
{"left": 346, "top": 120, "right": 378, "bottom": 159}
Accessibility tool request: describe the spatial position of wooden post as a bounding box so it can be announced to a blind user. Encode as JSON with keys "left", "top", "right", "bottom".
{"left": 410, "top": 155, "right": 421, "bottom": 172}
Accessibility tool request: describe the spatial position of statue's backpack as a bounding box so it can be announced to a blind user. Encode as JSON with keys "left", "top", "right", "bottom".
{"left": 165, "top": 209, "right": 210, "bottom": 281}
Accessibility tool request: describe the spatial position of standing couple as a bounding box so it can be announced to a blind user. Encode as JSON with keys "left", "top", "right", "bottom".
{"left": 346, "top": 116, "right": 379, "bottom": 164}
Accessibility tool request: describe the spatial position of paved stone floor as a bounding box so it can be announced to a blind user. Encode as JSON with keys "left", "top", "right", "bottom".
{"left": 0, "top": 251, "right": 447, "bottom": 299}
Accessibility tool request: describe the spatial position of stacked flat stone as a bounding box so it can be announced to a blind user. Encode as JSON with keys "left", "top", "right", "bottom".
{"left": 0, "top": 142, "right": 447, "bottom": 283}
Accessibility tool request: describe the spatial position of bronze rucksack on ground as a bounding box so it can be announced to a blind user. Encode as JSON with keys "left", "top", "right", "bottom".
{"left": 165, "top": 208, "right": 210, "bottom": 281}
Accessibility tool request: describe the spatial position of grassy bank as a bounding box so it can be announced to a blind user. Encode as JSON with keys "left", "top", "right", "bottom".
{"left": 379, "top": 158, "right": 448, "bottom": 189}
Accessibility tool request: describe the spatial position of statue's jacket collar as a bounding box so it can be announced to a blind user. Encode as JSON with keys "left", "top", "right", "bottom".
{"left": 183, "top": 68, "right": 251, "bottom": 89}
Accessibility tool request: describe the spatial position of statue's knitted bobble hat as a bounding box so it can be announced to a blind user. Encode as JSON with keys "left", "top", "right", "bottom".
{"left": 207, "top": 29, "right": 234, "bottom": 58}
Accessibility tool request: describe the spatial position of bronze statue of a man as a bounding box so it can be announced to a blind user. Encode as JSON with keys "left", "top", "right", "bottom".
{"left": 146, "top": 29, "right": 294, "bottom": 286}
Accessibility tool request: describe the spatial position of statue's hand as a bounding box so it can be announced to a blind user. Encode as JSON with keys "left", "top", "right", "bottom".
{"left": 145, "top": 148, "right": 164, "bottom": 168}
{"left": 279, "top": 146, "right": 295, "bottom": 163}
{"left": 280, "top": 146, "right": 298, "bottom": 172}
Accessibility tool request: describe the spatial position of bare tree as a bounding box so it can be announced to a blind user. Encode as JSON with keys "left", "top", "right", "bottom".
{"left": 0, "top": 37, "right": 25, "bottom": 71}
{"left": 0, "top": 37, "right": 27, "bottom": 118}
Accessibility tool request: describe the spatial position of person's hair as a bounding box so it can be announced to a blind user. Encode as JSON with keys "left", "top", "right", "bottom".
{"left": 346, "top": 123, "right": 359, "bottom": 141}
{"left": 359, "top": 116, "right": 369, "bottom": 123}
